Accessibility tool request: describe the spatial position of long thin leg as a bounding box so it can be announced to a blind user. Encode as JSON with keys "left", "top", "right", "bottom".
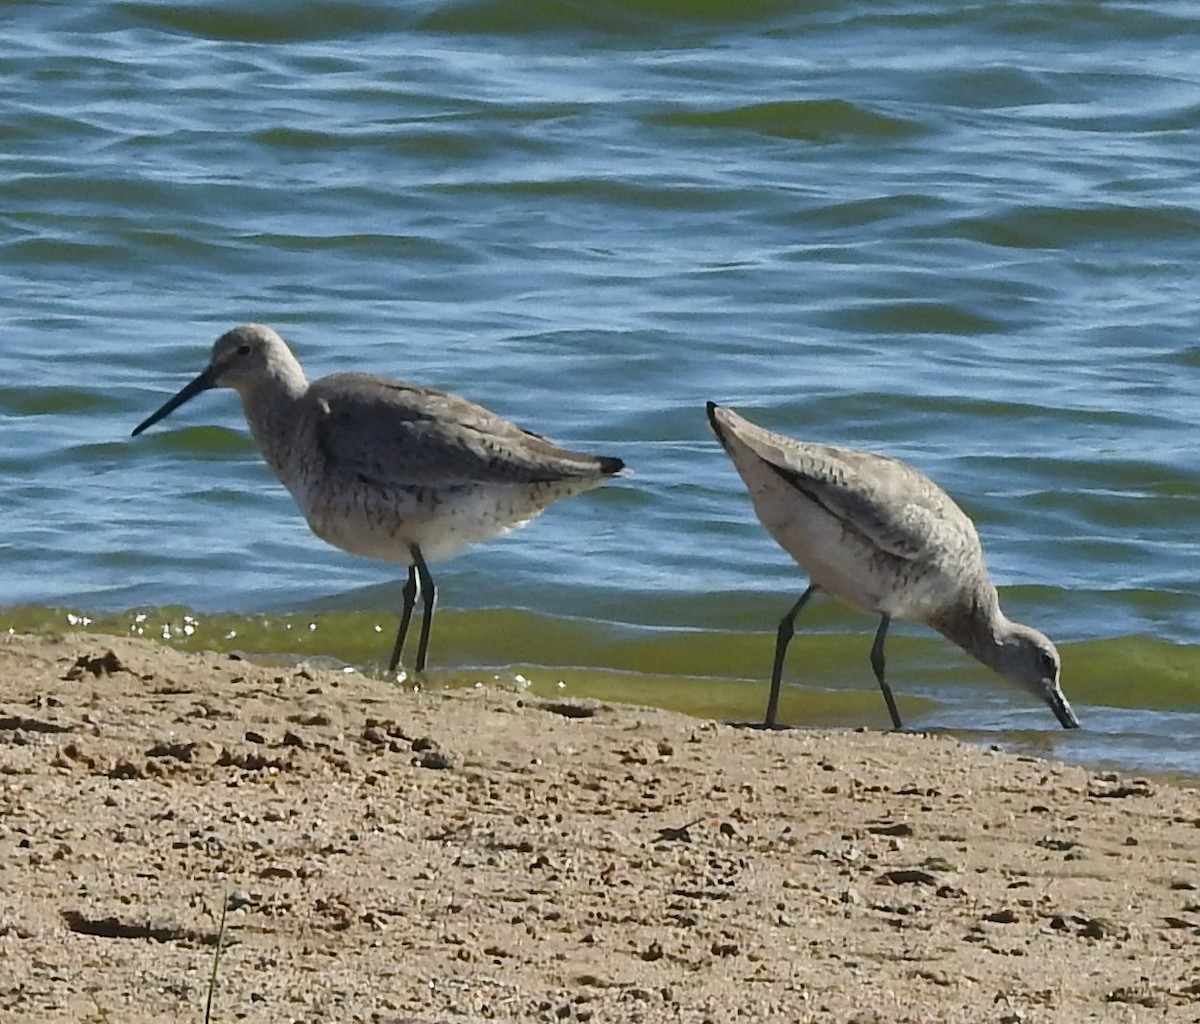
{"left": 411, "top": 545, "right": 437, "bottom": 673}
{"left": 387, "top": 563, "right": 420, "bottom": 674}
{"left": 765, "top": 584, "right": 817, "bottom": 728}
{"left": 869, "top": 614, "right": 904, "bottom": 729}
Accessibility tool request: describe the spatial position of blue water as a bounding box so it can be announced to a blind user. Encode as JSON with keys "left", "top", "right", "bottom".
{"left": 2, "top": 0, "right": 1199, "bottom": 775}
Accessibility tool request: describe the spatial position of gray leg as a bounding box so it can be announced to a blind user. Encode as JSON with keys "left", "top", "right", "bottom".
{"left": 387, "top": 563, "right": 420, "bottom": 674}
{"left": 765, "top": 584, "right": 817, "bottom": 728}
{"left": 411, "top": 546, "right": 437, "bottom": 673}
{"left": 869, "top": 614, "right": 903, "bottom": 729}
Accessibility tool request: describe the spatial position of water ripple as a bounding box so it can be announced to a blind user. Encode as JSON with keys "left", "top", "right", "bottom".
{"left": 656, "top": 99, "right": 926, "bottom": 142}
{"left": 3, "top": 0, "right": 1199, "bottom": 773}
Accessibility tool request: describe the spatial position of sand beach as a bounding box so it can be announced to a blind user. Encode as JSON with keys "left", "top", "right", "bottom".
{"left": 1, "top": 630, "right": 1198, "bottom": 1023}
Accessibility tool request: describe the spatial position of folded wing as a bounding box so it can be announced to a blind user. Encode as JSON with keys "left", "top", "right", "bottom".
{"left": 312, "top": 373, "right": 622, "bottom": 488}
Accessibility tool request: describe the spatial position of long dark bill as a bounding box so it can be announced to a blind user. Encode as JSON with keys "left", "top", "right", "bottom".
{"left": 131, "top": 367, "right": 218, "bottom": 437}
{"left": 1047, "top": 689, "right": 1081, "bottom": 730}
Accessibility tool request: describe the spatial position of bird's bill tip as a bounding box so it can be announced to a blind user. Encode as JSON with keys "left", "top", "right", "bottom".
{"left": 130, "top": 413, "right": 159, "bottom": 437}
{"left": 130, "top": 368, "right": 216, "bottom": 437}
{"left": 1047, "top": 689, "right": 1081, "bottom": 730}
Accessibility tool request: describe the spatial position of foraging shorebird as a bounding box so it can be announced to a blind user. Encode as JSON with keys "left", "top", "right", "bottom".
{"left": 706, "top": 402, "right": 1078, "bottom": 730}
{"left": 132, "top": 324, "right": 624, "bottom": 674}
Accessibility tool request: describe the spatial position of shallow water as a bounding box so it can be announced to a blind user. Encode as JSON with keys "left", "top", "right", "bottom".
{"left": 2, "top": 0, "right": 1199, "bottom": 775}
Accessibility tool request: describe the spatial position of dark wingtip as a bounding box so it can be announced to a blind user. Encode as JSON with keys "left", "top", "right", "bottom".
{"left": 599, "top": 456, "right": 625, "bottom": 475}
{"left": 705, "top": 400, "right": 730, "bottom": 447}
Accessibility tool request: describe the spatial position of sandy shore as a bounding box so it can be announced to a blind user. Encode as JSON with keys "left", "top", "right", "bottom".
{"left": 1, "top": 630, "right": 1198, "bottom": 1023}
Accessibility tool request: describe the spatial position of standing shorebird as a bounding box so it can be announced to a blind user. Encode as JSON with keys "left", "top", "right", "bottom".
{"left": 131, "top": 324, "right": 624, "bottom": 674}
{"left": 706, "top": 402, "right": 1078, "bottom": 731}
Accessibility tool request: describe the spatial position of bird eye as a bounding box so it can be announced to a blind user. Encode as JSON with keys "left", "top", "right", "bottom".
{"left": 1039, "top": 651, "right": 1057, "bottom": 676}
{"left": 237, "top": 344, "right": 251, "bottom": 355}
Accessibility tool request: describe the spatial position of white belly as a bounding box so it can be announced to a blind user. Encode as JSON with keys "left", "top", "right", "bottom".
{"left": 296, "top": 478, "right": 599, "bottom": 566}
{"left": 750, "top": 478, "right": 961, "bottom": 620}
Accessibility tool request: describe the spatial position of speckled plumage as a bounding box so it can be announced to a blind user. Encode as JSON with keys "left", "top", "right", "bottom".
{"left": 707, "top": 402, "right": 1077, "bottom": 731}
{"left": 133, "top": 324, "right": 623, "bottom": 673}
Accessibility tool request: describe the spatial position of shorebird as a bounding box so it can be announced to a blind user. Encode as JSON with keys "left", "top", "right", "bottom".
{"left": 706, "top": 402, "right": 1078, "bottom": 731}
{"left": 131, "top": 324, "right": 624, "bottom": 674}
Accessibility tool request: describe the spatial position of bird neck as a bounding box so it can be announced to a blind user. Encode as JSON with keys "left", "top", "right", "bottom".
{"left": 927, "top": 588, "right": 1009, "bottom": 670}
{"left": 237, "top": 368, "right": 309, "bottom": 482}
